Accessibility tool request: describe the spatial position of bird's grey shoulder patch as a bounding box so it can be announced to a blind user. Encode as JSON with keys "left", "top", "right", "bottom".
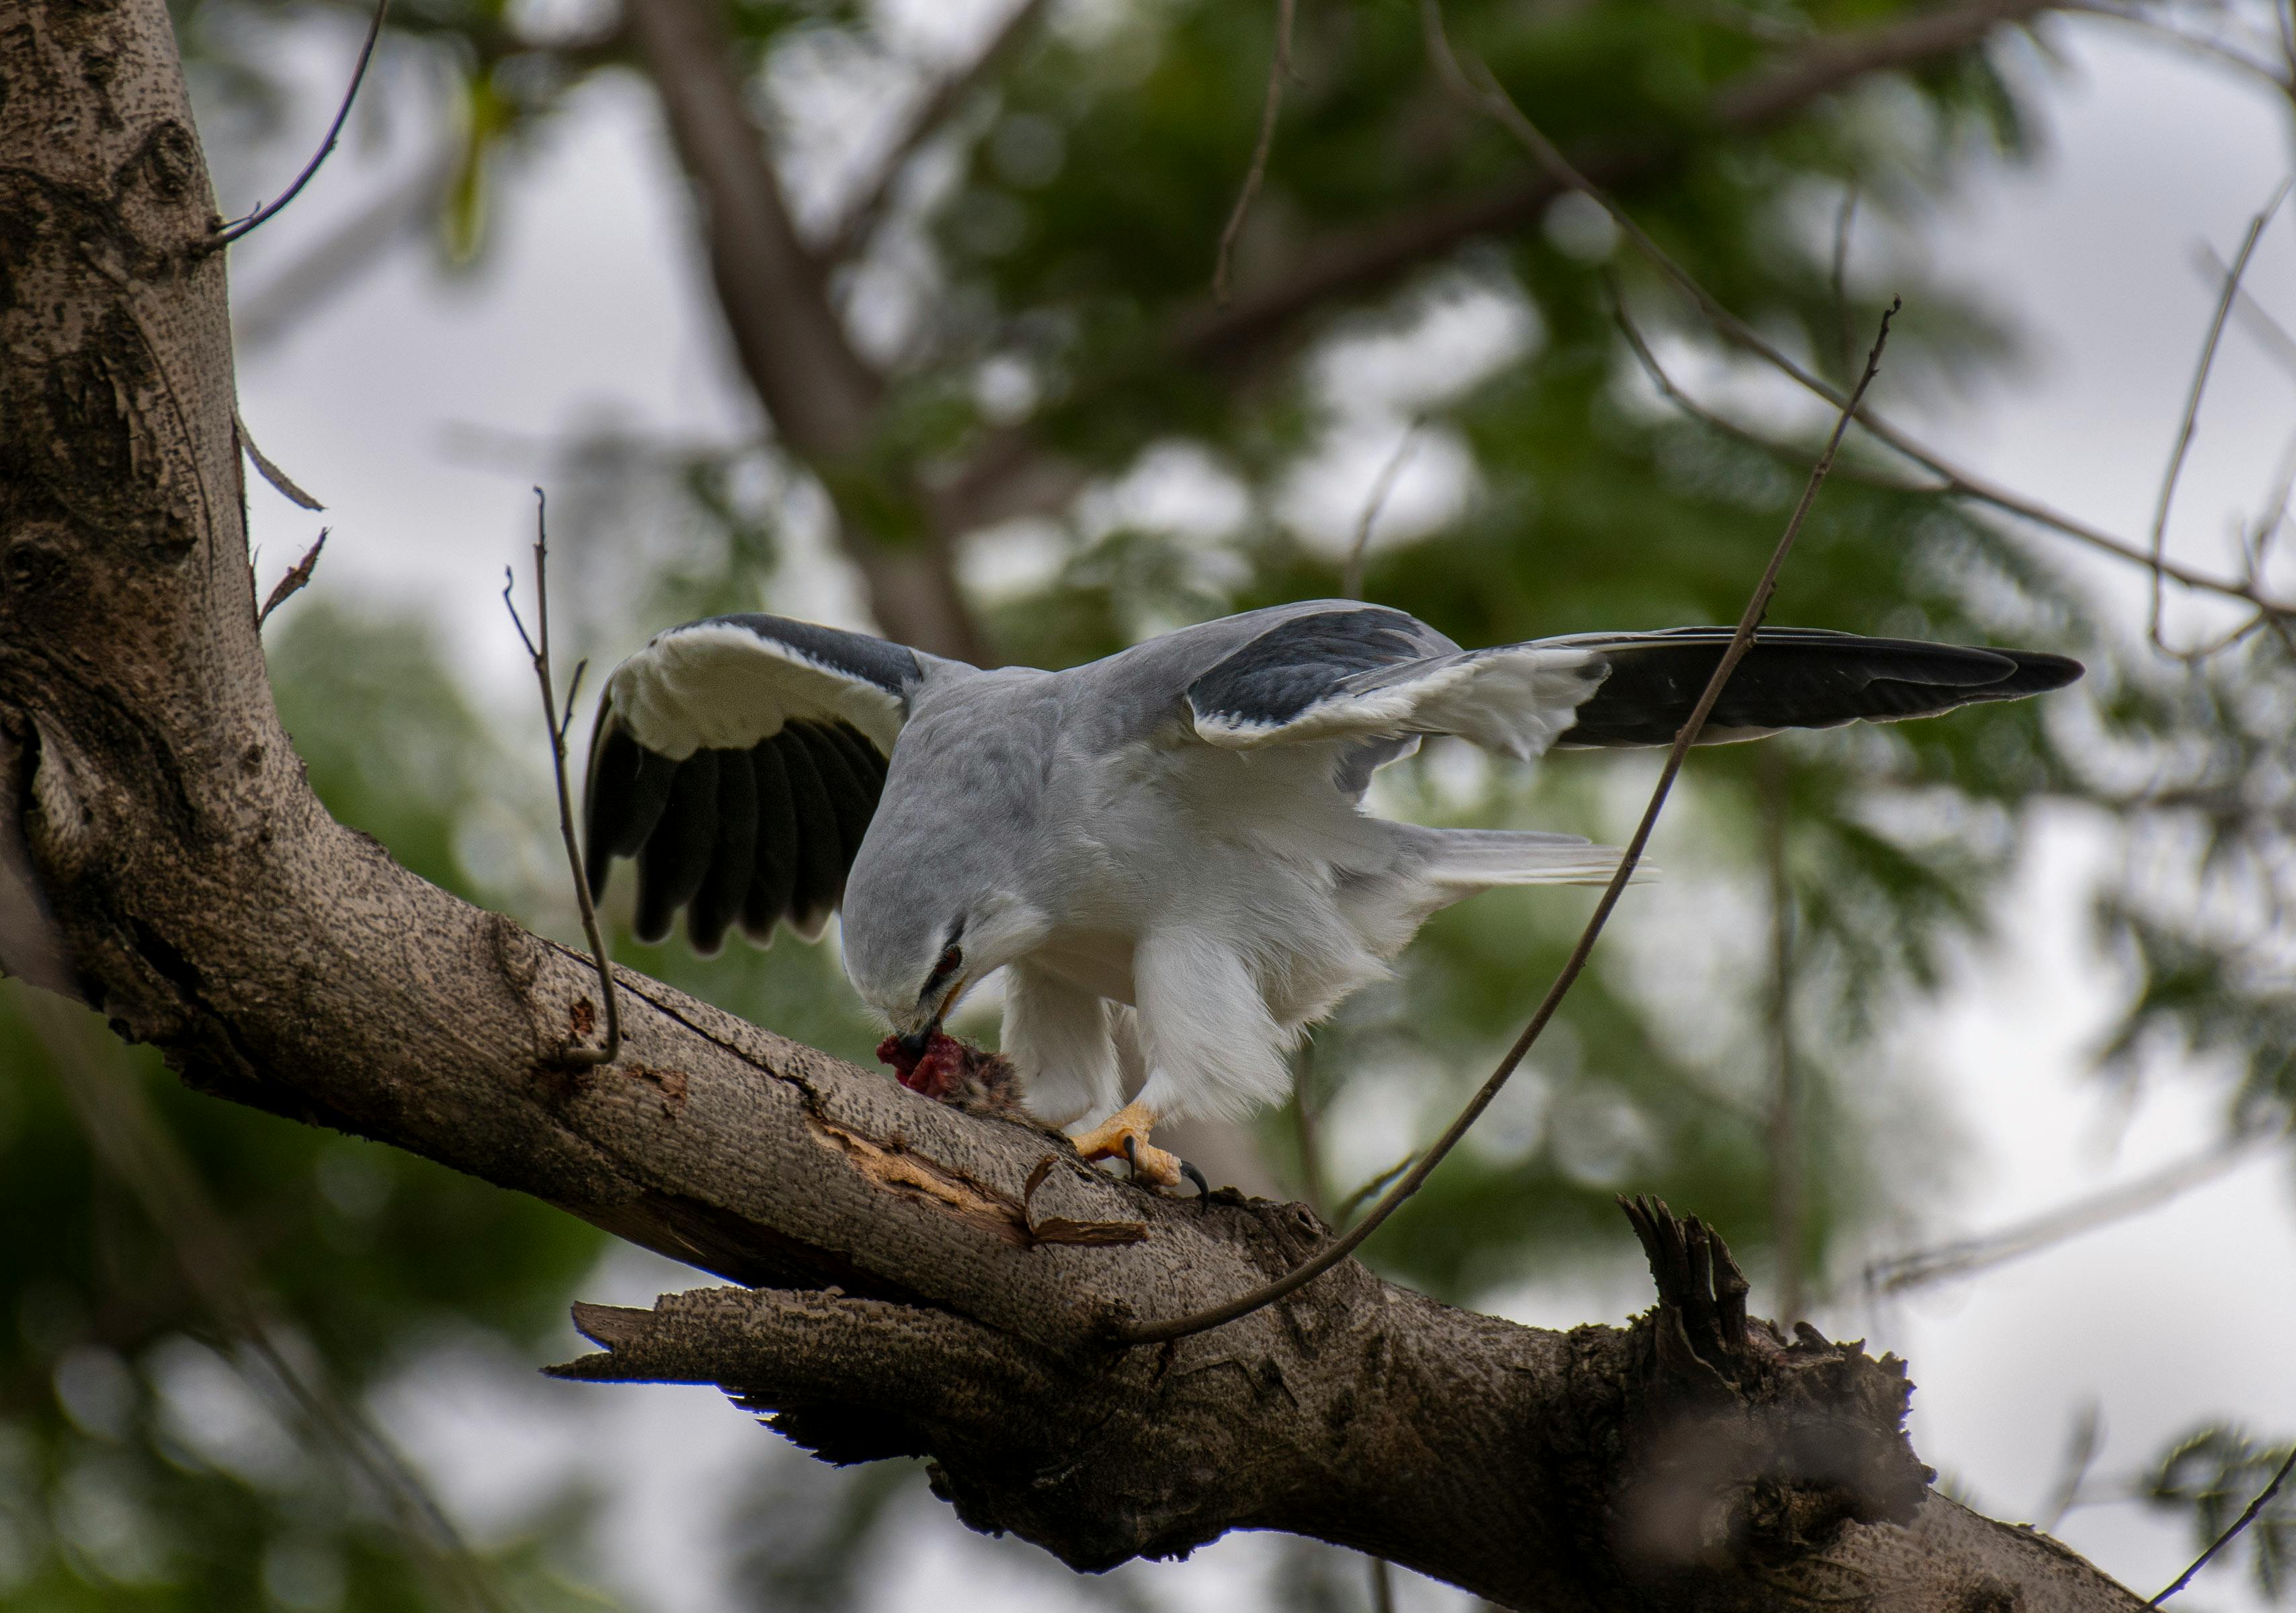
{"left": 1186, "top": 606, "right": 1440, "bottom": 730}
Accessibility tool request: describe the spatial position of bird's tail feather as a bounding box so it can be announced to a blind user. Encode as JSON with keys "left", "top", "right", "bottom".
{"left": 1408, "top": 827, "right": 1651, "bottom": 890}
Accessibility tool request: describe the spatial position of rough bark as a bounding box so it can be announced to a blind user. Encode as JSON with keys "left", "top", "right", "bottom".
{"left": 0, "top": 0, "right": 2145, "bottom": 1606}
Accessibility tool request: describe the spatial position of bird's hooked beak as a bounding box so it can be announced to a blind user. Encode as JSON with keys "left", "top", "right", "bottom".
{"left": 891, "top": 973, "right": 968, "bottom": 1062}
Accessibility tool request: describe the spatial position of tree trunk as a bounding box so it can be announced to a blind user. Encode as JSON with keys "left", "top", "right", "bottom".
{"left": 622, "top": 0, "right": 987, "bottom": 664}
{"left": 0, "top": 1, "right": 2143, "bottom": 1605}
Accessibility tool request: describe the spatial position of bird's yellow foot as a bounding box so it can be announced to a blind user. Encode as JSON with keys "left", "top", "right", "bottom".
{"left": 1071, "top": 1100, "right": 1185, "bottom": 1189}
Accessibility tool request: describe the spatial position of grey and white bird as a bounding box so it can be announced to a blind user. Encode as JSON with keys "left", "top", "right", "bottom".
{"left": 581, "top": 602, "right": 2079, "bottom": 1184}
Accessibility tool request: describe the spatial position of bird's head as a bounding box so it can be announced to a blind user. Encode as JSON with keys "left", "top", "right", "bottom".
{"left": 840, "top": 869, "right": 1051, "bottom": 1057}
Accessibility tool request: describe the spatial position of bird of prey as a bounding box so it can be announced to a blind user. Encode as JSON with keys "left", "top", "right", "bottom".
{"left": 581, "top": 602, "right": 2079, "bottom": 1186}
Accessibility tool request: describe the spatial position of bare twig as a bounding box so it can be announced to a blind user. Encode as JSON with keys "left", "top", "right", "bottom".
{"left": 502, "top": 489, "right": 620, "bottom": 1069}
{"left": 17, "top": 991, "right": 507, "bottom": 1612}
{"left": 2203, "top": 245, "right": 2296, "bottom": 381}
{"left": 236, "top": 411, "right": 325, "bottom": 510}
{"left": 821, "top": 0, "right": 1054, "bottom": 264}
{"left": 1340, "top": 421, "right": 1420, "bottom": 599}
{"left": 257, "top": 530, "right": 329, "bottom": 628}
{"left": 233, "top": 140, "right": 459, "bottom": 354}
{"left": 1421, "top": 0, "right": 2296, "bottom": 624}
{"left": 2039, "top": 1401, "right": 2104, "bottom": 1535}
{"left": 1762, "top": 743, "right": 1803, "bottom": 1327}
{"left": 1610, "top": 281, "right": 1922, "bottom": 489}
{"left": 1288, "top": 1042, "right": 1329, "bottom": 1214}
{"left": 1213, "top": 0, "right": 1298, "bottom": 305}
{"left": 2151, "top": 1442, "right": 2296, "bottom": 1603}
{"left": 1333, "top": 1149, "right": 1418, "bottom": 1227}
{"left": 2061, "top": 1, "right": 2294, "bottom": 92}
{"left": 2148, "top": 182, "right": 2289, "bottom": 651}
{"left": 1108, "top": 300, "right": 1900, "bottom": 1348}
{"left": 207, "top": 0, "right": 392, "bottom": 249}
{"left": 1829, "top": 183, "right": 1859, "bottom": 381}
{"left": 1861, "top": 1126, "right": 2287, "bottom": 1296}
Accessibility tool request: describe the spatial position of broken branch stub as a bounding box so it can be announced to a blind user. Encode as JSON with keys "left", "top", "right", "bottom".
{"left": 1608, "top": 1198, "right": 1932, "bottom": 1589}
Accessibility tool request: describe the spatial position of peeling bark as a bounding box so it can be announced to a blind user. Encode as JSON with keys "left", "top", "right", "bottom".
{"left": 0, "top": 0, "right": 2147, "bottom": 1605}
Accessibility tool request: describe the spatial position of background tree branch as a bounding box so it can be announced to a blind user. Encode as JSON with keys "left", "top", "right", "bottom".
{"left": 623, "top": 0, "right": 985, "bottom": 661}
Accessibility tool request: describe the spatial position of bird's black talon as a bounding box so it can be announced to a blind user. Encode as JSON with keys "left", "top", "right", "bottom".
{"left": 1181, "top": 1158, "right": 1211, "bottom": 1206}
{"left": 1122, "top": 1134, "right": 1141, "bottom": 1178}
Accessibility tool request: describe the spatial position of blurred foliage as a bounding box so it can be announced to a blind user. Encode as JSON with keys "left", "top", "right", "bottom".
{"left": 2146, "top": 1423, "right": 2296, "bottom": 1602}
{"left": 0, "top": 605, "right": 611, "bottom": 1606}
{"left": 7, "top": 0, "right": 2283, "bottom": 1604}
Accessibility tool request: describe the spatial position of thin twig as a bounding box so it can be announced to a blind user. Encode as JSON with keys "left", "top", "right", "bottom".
{"left": 502, "top": 489, "right": 620, "bottom": 1069}
{"left": 207, "top": 0, "right": 392, "bottom": 249}
{"left": 1609, "top": 278, "right": 1922, "bottom": 490}
{"left": 2151, "top": 1442, "right": 2296, "bottom": 1603}
{"left": 2205, "top": 246, "right": 2296, "bottom": 381}
{"left": 233, "top": 139, "right": 460, "bottom": 354}
{"left": 258, "top": 529, "right": 329, "bottom": 628}
{"left": 821, "top": 0, "right": 1054, "bottom": 263}
{"left": 2039, "top": 1401, "right": 2104, "bottom": 1535}
{"left": 1762, "top": 743, "right": 1803, "bottom": 1327}
{"left": 2148, "top": 181, "right": 2290, "bottom": 651}
{"left": 1333, "top": 1150, "right": 1418, "bottom": 1227}
{"left": 1288, "top": 1041, "right": 1329, "bottom": 1214}
{"left": 2061, "top": 1, "right": 2294, "bottom": 92}
{"left": 1341, "top": 421, "right": 1420, "bottom": 600}
{"left": 1861, "top": 1126, "right": 2286, "bottom": 1296}
{"left": 1213, "top": 0, "right": 1298, "bottom": 306}
{"left": 1108, "top": 300, "right": 1899, "bottom": 1348}
{"left": 1829, "top": 183, "right": 1858, "bottom": 382}
{"left": 1420, "top": 0, "right": 2296, "bottom": 624}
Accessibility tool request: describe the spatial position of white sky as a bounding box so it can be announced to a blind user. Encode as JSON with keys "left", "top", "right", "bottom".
{"left": 209, "top": 8, "right": 2296, "bottom": 1611}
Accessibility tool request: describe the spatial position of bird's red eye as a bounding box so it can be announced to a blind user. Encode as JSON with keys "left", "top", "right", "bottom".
{"left": 937, "top": 945, "right": 963, "bottom": 978}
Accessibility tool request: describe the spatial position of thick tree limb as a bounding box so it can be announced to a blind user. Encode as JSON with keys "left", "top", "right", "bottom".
{"left": 622, "top": 0, "right": 984, "bottom": 661}
{"left": 0, "top": 0, "right": 2152, "bottom": 1605}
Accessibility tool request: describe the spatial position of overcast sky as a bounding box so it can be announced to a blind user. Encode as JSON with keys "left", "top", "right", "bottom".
{"left": 209, "top": 7, "right": 2296, "bottom": 1610}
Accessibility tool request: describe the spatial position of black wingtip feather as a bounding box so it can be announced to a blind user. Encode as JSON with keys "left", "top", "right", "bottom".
{"left": 686, "top": 751, "right": 758, "bottom": 956}
{"left": 634, "top": 751, "right": 719, "bottom": 944}
{"left": 1555, "top": 629, "right": 2083, "bottom": 748}
{"left": 742, "top": 740, "right": 798, "bottom": 944}
{"left": 778, "top": 735, "right": 844, "bottom": 940}
{"left": 583, "top": 720, "right": 639, "bottom": 901}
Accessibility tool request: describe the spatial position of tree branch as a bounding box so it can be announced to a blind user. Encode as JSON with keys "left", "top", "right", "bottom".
{"left": 1212, "top": 0, "right": 1297, "bottom": 306}
{"left": 1165, "top": 0, "right": 2067, "bottom": 369}
{"left": 623, "top": 0, "right": 985, "bottom": 661}
{"left": 951, "top": 0, "right": 2078, "bottom": 538}
{"left": 818, "top": 0, "right": 1054, "bottom": 267}
{"left": 0, "top": 1, "right": 2162, "bottom": 1605}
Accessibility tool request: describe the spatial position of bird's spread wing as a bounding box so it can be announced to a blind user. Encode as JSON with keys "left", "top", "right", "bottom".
{"left": 583, "top": 614, "right": 940, "bottom": 952}
{"left": 1535, "top": 627, "right": 2084, "bottom": 747}
{"left": 1182, "top": 604, "right": 1606, "bottom": 761}
{"left": 1182, "top": 608, "right": 2081, "bottom": 762}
